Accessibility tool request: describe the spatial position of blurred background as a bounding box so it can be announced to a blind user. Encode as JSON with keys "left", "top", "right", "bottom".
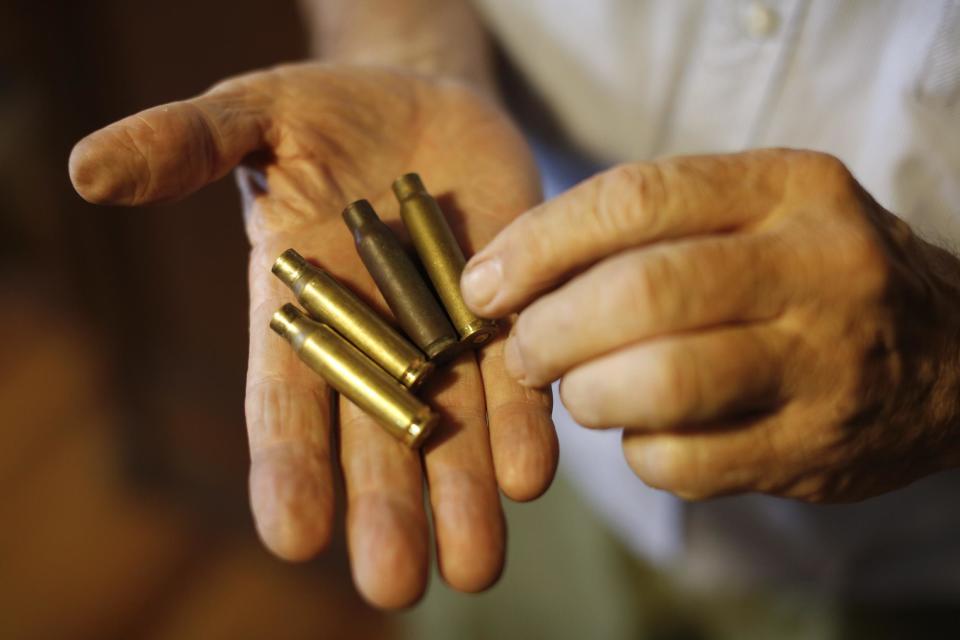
{"left": 0, "top": 1, "right": 393, "bottom": 637}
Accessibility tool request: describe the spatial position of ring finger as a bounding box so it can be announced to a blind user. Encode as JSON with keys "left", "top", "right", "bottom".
{"left": 559, "top": 324, "right": 792, "bottom": 430}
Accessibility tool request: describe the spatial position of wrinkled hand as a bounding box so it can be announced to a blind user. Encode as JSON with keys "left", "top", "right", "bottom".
{"left": 462, "top": 149, "right": 960, "bottom": 502}
{"left": 69, "top": 62, "right": 557, "bottom": 607}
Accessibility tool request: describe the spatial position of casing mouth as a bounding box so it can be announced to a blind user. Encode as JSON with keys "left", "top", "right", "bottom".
{"left": 401, "top": 358, "right": 435, "bottom": 391}
{"left": 392, "top": 173, "right": 426, "bottom": 201}
{"left": 272, "top": 248, "right": 309, "bottom": 288}
{"left": 269, "top": 303, "right": 302, "bottom": 338}
{"left": 459, "top": 318, "right": 501, "bottom": 345}
{"left": 405, "top": 410, "right": 438, "bottom": 448}
{"left": 342, "top": 199, "right": 379, "bottom": 232}
{"left": 423, "top": 335, "right": 461, "bottom": 363}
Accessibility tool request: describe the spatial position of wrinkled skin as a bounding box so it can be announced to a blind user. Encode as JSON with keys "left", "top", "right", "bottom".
{"left": 463, "top": 149, "right": 960, "bottom": 502}
{"left": 69, "top": 63, "right": 557, "bottom": 609}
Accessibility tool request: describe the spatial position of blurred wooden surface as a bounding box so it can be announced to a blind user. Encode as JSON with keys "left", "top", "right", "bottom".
{"left": 0, "top": 1, "right": 392, "bottom": 638}
{"left": 0, "top": 294, "right": 391, "bottom": 639}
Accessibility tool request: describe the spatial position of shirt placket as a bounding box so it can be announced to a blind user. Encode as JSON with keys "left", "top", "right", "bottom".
{"left": 658, "top": 0, "right": 805, "bottom": 155}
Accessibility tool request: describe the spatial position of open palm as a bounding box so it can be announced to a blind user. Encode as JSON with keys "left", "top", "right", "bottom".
{"left": 69, "top": 63, "right": 557, "bottom": 608}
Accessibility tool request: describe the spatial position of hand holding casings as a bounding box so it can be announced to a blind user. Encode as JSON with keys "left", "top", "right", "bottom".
{"left": 462, "top": 149, "right": 960, "bottom": 502}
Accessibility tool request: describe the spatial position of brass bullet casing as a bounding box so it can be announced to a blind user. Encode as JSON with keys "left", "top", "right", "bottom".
{"left": 343, "top": 199, "right": 459, "bottom": 361}
{"left": 270, "top": 304, "right": 437, "bottom": 447}
{"left": 392, "top": 173, "right": 499, "bottom": 347}
{"left": 272, "top": 249, "right": 433, "bottom": 390}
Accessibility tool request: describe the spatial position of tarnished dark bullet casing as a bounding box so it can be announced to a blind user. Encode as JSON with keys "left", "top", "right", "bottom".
{"left": 343, "top": 199, "right": 459, "bottom": 361}
{"left": 272, "top": 249, "right": 433, "bottom": 390}
{"left": 392, "top": 173, "right": 499, "bottom": 347}
{"left": 270, "top": 304, "right": 436, "bottom": 447}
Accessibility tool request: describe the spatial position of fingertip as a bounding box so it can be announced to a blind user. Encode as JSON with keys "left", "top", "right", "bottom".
{"left": 439, "top": 532, "right": 505, "bottom": 593}
{"left": 442, "top": 561, "right": 504, "bottom": 594}
{"left": 620, "top": 431, "right": 684, "bottom": 494}
{"left": 249, "top": 451, "right": 334, "bottom": 562}
{"left": 432, "top": 480, "right": 506, "bottom": 593}
{"left": 499, "top": 465, "right": 554, "bottom": 503}
{"left": 620, "top": 430, "right": 650, "bottom": 476}
{"left": 349, "top": 496, "right": 429, "bottom": 610}
{"left": 358, "top": 587, "right": 425, "bottom": 611}
{"left": 68, "top": 132, "right": 138, "bottom": 205}
{"left": 493, "top": 412, "right": 558, "bottom": 502}
{"left": 354, "top": 568, "right": 427, "bottom": 611}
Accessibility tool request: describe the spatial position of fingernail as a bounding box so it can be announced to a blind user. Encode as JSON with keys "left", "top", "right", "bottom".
{"left": 461, "top": 258, "right": 502, "bottom": 311}
{"left": 503, "top": 334, "right": 527, "bottom": 382}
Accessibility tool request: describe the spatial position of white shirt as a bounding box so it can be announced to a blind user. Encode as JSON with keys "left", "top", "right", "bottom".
{"left": 472, "top": 0, "right": 960, "bottom": 597}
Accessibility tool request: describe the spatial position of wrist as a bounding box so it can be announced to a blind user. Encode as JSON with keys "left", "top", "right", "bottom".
{"left": 299, "top": 0, "right": 498, "bottom": 96}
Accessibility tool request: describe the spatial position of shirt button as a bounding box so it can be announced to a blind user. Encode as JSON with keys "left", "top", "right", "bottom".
{"left": 743, "top": 1, "right": 779, "bottom": 38}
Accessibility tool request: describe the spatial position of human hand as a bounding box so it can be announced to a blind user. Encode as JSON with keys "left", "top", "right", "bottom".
{"left": 461, "top": 149, "right": 960, "bottom": 502}
{"left": 69, "top": 62, "right": 556, "bottom": 607}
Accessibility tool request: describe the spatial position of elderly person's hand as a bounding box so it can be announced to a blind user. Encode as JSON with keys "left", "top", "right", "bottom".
{"left": 462, "top": 149, "right": 960, "bottom": 502}
{"left": 69, "top": 62, "right": 557, "bottom": 608}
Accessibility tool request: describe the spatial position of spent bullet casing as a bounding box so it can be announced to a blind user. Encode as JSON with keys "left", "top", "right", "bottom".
{"left": 343, "top": 199, "right": 459, "bottom": 361}
{"left": 392, "top": 173, "right": 499, "bottom": 346}
{"left": 272, "top": 249, "right": 433, "bottom": 390}
{"left": 270, "top": 304, "right": 437, "bottom": 447}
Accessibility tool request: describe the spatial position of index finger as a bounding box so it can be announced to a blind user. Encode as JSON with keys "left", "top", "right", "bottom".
{"left": 460, "top": 149, "right": 793, "bottom": 317}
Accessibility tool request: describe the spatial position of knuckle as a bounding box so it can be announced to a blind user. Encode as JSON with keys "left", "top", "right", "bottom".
{"left": 508, "top": 213, "right": 558, "bottom": 287}
{"left": 116, "top": 124, "right": 154, "bottom": 206}
{"left": 830, "top": 379, "right": 867, "bottom": 426}
{"left": 593, "top": 162, "right": 663, "bottom": 239}
{"left": 521, "top": 293, "right": 581, "bottom": 366}
{"left": 513, "top": 311, "right": 551, "bottom": 382}
{"left": 245, "top": 375, "right": 328, "bottom": 451}
{"left": 206, "top": 69, "right": 273, "bottom": 99}
{"left": 178, "top": 102, "right": 223, "bottom": 182}
{"left": 620, "top": 249, "right": 683, "bottom": 325}
{"left": 621, "top": 255, "right": 658, "bottom": 318}
{"left": 207, "top": 76, "right": 245, "bottom": 96}
{"left": 840, "top": 228, "right": 890, "bottom": 297}
{"left": 647, "top": 347, "right": 699, "bottom": 426}
{"left": 796, "top": 151, "right": 857, "bottom": 199}
{"left": 844, "top": 226, "right": 886, "bottom": 267}
{"left": 803, "top": 150, "right": 851, "bottom": 179}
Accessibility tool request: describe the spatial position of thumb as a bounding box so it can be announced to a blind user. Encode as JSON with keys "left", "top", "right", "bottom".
{"left": 69, "top": 75, "right": 272, "bottom": 206}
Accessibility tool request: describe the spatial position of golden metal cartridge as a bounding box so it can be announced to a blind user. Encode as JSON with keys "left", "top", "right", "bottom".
{"left": 343, "top": 199, "right": 459, "bottom": 361}
{"left": 392, "top": 173, "right": 499, "bottom": 346}
{"left": 272, "top": 249, "right": 433, "bottom": 390}
{"left": 270, "top": 304, "right": 437, "bottom": 447}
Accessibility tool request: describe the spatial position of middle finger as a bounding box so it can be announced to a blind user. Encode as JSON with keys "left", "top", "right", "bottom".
{"left": 509, "top": 232, "right": 792, "bottom": 386}
{"left": 422, "top": 352, "right": 505, "bottom": 593}
{"left": 340, "top": 389, "right": 430, "bottom": 609}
